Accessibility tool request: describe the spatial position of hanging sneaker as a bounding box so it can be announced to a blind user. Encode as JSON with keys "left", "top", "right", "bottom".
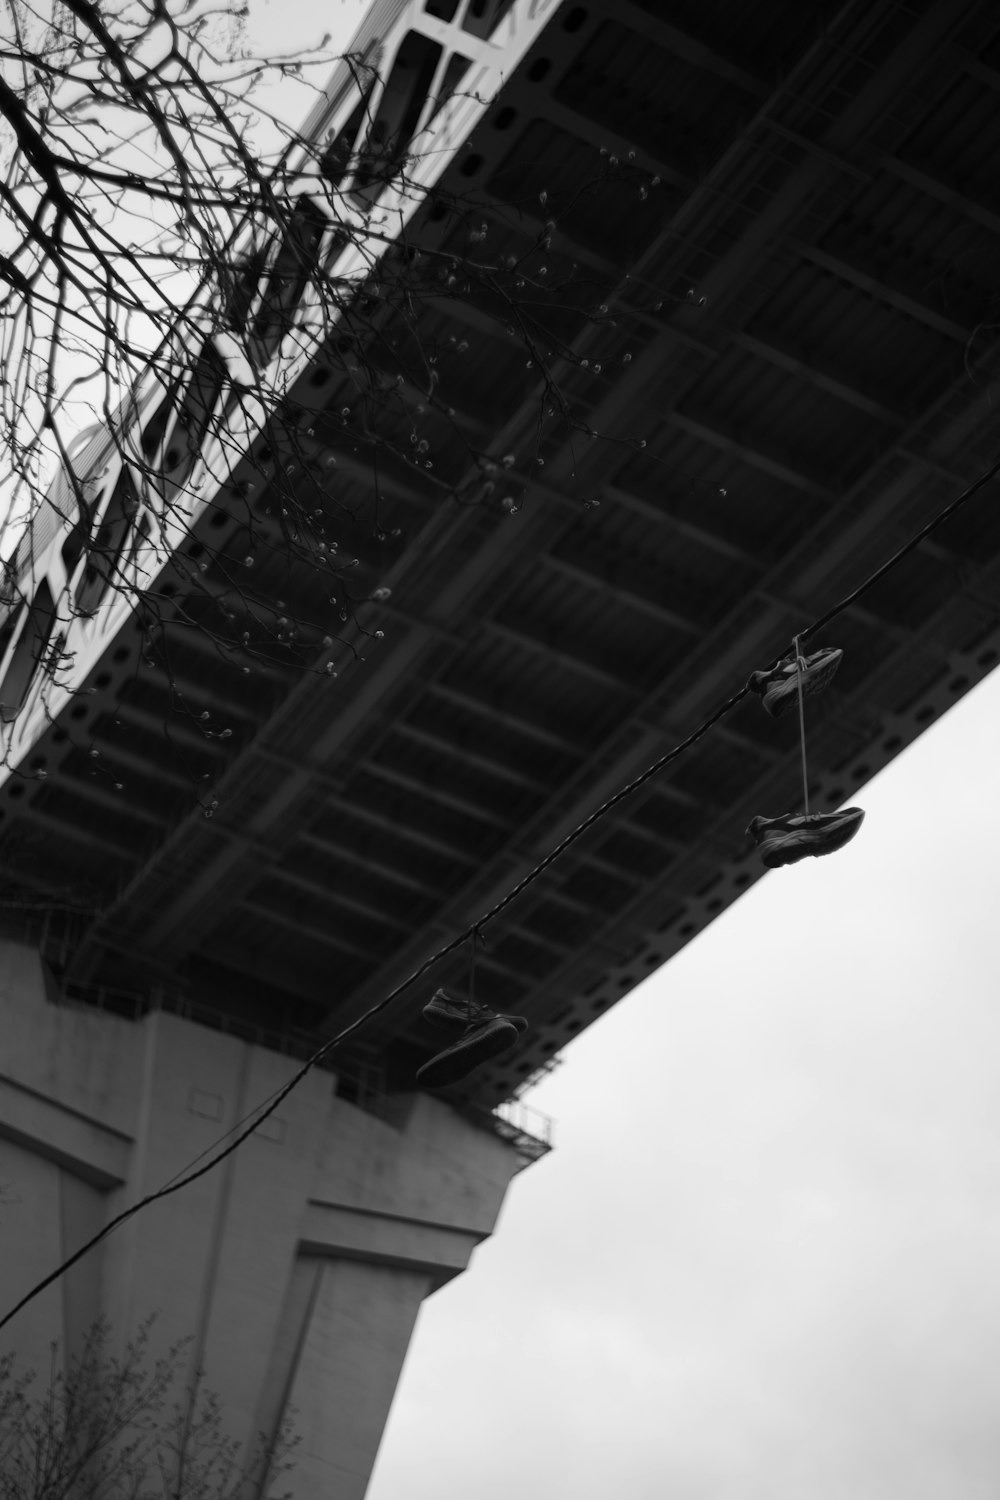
{"left": 747, "top": 807, "right": 865, "bottom": 868}
{"left": 422, "top": 986, "right": 529, "bottom": 1035}
{"left": 747, "top": 646, "right": 843, "bottom": 719}
{"left": 416, "top": 1014, "right": 520, "bottom": 1089}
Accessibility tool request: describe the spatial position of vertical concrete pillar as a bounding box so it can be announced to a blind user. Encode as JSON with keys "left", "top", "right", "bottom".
{"left": 282, "top": 1258, "right": 432, "bottom": 1497}
{"left": 0, "top": 939, "right": 523, "bottom": 1497}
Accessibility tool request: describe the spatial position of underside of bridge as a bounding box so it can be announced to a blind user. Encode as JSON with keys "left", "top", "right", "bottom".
{"left": 3, "top": 0, "right": 1000, "bottom": 1122}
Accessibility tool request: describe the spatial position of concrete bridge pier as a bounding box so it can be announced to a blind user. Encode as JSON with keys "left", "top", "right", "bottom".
{"left": 0, "top": 939, "right": 522, "bottom": 1497}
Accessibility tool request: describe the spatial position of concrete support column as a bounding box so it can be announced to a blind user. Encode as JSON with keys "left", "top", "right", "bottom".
{"left": 280, "top": 1258, "right": 432, "bottom": 1496}
{"left": 0, "top": 939, "right": 522, "bottom": 1497}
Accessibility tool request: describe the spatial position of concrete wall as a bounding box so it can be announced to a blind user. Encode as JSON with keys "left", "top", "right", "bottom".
{"left": 0, "top": 939, "right": 521, "bottom": 1497}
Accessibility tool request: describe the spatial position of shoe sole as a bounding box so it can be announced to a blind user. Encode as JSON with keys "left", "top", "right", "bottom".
{"left": 757, "top": 810, "right": 864, "bottom": 867}
{"left": 416, "top": 1017, "right": 520, "bottom": 1088}
{"left": 760, "top": 651, "right": 843, "bottom": 719}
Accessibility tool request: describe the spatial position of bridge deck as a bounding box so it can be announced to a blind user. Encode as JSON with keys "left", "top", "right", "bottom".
{"left": 2, "top": 0, "right": 1000, "bottom": 1112}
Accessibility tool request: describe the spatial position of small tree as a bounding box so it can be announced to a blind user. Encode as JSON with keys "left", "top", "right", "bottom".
{"left": 0, "top": 1317, "right": 297, "bottom": 1498}
{"left": 0, "top": 2, "right": 655, "bottom": 674}
{"left": 0, "top": 0, "right": 668, "bottom": 925}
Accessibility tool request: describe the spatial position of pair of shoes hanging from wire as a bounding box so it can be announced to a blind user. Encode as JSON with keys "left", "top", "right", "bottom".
{"left": 415, "top": 643, "right": 858, "bottom": 1086}
{"left": 746, "top": 642, "right": 864, "bottom": 866}
{"left": 416, "top": 986, "right": 527, "bottom": 1088}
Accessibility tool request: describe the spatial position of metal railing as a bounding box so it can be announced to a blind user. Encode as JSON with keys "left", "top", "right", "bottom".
{"left": 58, "top": 978, "right": 343, "bottom": 1070}
{"left": 479, "top": 1095, "right": 555, "bottom": 1171}
{"left": 494, "top": 1096, "right": 554, "bottom": 1151}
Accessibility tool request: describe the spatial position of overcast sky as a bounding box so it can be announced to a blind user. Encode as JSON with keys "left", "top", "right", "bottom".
{"left": 366, "top": 661, "right": 1000, "bottom": 1500}
{"left": 230, "top": 4, "right": 1000, "bottom": 1494}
